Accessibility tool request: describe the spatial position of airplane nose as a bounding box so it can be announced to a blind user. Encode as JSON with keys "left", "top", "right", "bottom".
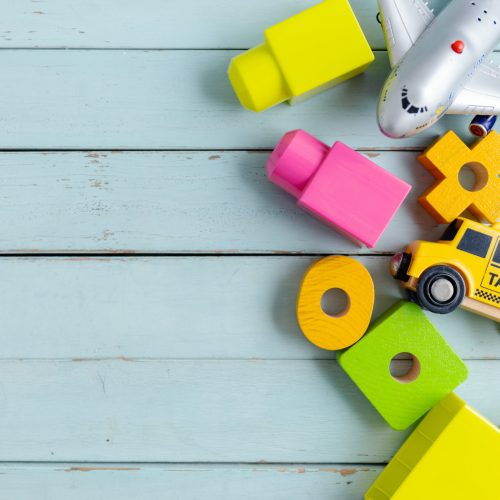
{"left": 377, "top": 112, "right": 405, "bottom": 139}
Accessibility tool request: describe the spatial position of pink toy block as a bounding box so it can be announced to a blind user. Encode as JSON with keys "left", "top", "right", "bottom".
{"left": 267, "top": 130, "right": 411, "bottom": 247}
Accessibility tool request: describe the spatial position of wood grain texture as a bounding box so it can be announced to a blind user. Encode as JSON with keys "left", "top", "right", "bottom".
{"left": 418, "top": 130, "right": 500, "bottom": 224}
{"left": 0, "top": 464, "right": 381, "bottom": 500}
{"left": 0, "top": 150, "right": 462, "bottom": 253}
{"left": 0, "top": 257, "right": 497, "bottom": 360}
{"left": 0, "top": 50, "right": 482, "bottom": 150}
{"left": 297, "top": 257, "right": 375, "bottom": 350}
{"left": 0, "top": 0, "right": 453, "bottom": 49}
{"left": 0, "top": 358, "right": 497, "bottom": 462}
{"left": 338, "top": 302, "right": 469, "bottom": 430}
{"left": 1, "top": 0, "right": 498, "bottom": 494}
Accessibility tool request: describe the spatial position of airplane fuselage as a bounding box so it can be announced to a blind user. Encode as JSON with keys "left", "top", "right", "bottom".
{"left": 378, "top": 0, "right": 500, "bottom": 138}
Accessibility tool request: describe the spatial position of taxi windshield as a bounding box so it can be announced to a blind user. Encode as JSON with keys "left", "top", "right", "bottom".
{"left": 440, "top": 219, "right": 463, "bottom": 242}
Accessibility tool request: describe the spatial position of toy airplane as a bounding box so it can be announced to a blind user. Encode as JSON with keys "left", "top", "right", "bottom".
{"left": 377, "top": 0, "right": 500, "bottom": 138}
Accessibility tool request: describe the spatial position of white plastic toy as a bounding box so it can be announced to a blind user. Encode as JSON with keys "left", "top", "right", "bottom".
{"left": 377, "top": 0, "right": 500, "bottom": 138}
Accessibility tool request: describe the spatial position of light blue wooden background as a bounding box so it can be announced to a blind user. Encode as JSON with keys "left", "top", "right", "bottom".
{"left": 0, "top": 1, "right": 498, "bottom": 498}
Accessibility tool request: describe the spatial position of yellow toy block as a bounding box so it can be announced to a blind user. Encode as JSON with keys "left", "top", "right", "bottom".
{"left": 227, "top": 0, "right": 374, "bottom": 112}
{"left": 365, "top": 393, "right": 500, "bottom": 499}
{"left": 297, "top": 256, "right": 374, "bottom": 350}
{"left": 418, "top": 130, "right": 500, "bottom": 224}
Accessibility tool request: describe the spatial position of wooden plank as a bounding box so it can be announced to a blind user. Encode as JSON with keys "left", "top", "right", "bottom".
{"left": 0, "top": 257, "right": 497, "bottom": 360}
{"left": 0, "top": 358, "right": 496, "bottom": 462}
{"left": 0, "top": 150, "right": 454, "bottom": 254}
{"left": 0, "top": 50, "right": 481, "bottom": 150}
{"left": 0, "top": 464, "right": 381, "bottom": 500}
{"left": 0, "top": 0, "right": 451, "bottom": 50}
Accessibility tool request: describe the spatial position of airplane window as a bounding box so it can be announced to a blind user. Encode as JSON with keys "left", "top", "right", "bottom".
{"left": 457, "top": 229, "right": 492, "bottom": 258}
{"left": 471, "top": 3, "right": 495, "bottom": 23}
{"left": 401, "top": 88, "right": 428, "bottom": 114}
{"left": 493, "top": 242, "right": 500, "bottom": 265}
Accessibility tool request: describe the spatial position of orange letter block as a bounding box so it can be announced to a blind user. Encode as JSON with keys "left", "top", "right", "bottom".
{"left": 297, "top": 256, "right": 374, "bottom": 350}
{"left": 418, "top": 130, "right": 500, "bottom": 223}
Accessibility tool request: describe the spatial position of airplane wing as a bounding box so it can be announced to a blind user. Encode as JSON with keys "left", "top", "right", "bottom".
{"left": 378, "top": 0, "right": 435, "bottom": 67}
{"left": 447, "top": 61, "right": 500, "bottom": 115}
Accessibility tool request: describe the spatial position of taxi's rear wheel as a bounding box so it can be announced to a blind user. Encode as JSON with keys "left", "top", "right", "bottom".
{"left": 416, "top": 266, "right": 465, "bottom": 314}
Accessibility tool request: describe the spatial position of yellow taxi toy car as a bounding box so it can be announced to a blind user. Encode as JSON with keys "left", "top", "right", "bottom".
{"left": 391, "top": 217, "right": 500, "bottom": 322}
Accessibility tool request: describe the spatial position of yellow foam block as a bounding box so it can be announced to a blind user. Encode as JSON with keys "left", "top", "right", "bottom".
{"left": 365, "top": 393, "right": 500, "bottom": 499}
{"left": 228, "top": 0, "right": 374, "bottom": 112}
{"left": 418, "top": 130, "right": 500, "bottom": 224}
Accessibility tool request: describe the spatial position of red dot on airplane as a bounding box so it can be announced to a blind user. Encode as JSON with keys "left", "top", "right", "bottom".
{"left": 451, "top": 40, "right": 465, "bottom": 54}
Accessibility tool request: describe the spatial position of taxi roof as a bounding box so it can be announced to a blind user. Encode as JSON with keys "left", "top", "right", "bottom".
{"left": 456, "top": 217, "right": 499, "bottom": 233}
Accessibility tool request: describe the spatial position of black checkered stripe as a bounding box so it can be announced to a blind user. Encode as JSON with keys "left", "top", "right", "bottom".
{"left": 475, "top": 289, "right": 500, "bottom": 304}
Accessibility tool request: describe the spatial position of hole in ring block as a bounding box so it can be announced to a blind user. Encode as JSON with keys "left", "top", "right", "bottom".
{"left": 321, "top": 288, "right": 350, "bottom": 317}
{"left": 297, "top": 256, "right": 374, "bottom": 350}
{"left": 338, "top": 301, "right": 468, "bottom": 430}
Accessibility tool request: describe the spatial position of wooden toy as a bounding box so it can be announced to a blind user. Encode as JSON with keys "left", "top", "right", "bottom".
{"left": 267, "top": 129, "right": 411, "bottom": 248}
{"left": 365, "top": 393, "right": 500, "bottom": 499}
{"left": 337, "top": 302, "right": 468, "bottom": 431}
{"left": 418, "top": 130, "right": 500, "bottom": 224}
{"left": 391, "top": 217, "right": 500, "bottom": 322}
{"left": 297, "top": 256, "right": 374, "bottom": 350}
{"left": 227, "top": 0, "right": 374, "bottom": 112}
{"left": 377, "top": 0, "right": 500, "bottom": 138}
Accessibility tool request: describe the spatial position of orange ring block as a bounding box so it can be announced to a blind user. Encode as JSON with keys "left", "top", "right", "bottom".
{"left": 297, "top": 256, "right": 374, "bottom": 350}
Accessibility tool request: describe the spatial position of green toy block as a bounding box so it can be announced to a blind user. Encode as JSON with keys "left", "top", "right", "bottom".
{"left": 337, "top": 302, "right": 468, "bottom": 430}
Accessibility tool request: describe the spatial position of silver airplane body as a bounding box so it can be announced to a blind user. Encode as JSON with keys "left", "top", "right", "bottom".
{"left": 377, "top": 0, "right": 500, "bottom": 138}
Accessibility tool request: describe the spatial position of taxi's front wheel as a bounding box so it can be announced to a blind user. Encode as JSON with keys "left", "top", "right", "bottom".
{"left": 416, "top": 266, "right": 465, "bottom": 314}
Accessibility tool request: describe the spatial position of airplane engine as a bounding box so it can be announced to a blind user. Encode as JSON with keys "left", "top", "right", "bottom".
{"left": 469, "top": 115, "right": 497, "bottom": 138}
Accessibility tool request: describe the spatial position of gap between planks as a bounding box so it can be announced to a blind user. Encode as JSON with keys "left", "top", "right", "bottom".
{"left": 0, "top": 461, "right": 382, "bottom": 468}
{"left": 0, "top": 147, "right": 427, "bottom": 153}
{"left": 0, "top": 357, "right": 496, "bottom": 362}
{"left": 0, "top": 252, "right": 396, "bottom": 257}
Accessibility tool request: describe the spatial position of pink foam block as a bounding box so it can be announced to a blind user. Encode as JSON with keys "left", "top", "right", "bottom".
{"left": 267, "top": 130, "right": 411, "bottom": 247}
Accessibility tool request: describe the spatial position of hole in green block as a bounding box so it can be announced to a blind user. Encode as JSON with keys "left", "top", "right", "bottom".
{"left": 321, "top": 288, "right": 350, "bottom": 317}
{"left": 390, "top": 353, "right": 421, "bottom": 384}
